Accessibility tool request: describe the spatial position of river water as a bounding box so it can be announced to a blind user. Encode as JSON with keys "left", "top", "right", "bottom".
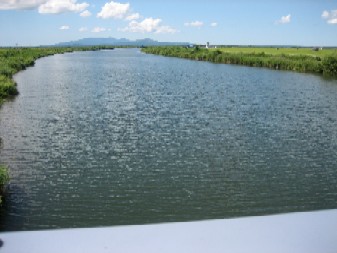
{"left": 1, "top": 48, "right": 337, "bottom": 231}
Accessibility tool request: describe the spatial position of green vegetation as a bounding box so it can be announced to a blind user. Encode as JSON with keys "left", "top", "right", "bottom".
{"left": 0, "top": 46, "right": 114, "bottom": 105}
{"left": 211, "top": 47, "right": 336, "bottom": 57}
{"left": 142, "top": 46, "right": 337, "bottom": 77}
{"left": 0, "top": 165, "right": 9, "bottom": 204}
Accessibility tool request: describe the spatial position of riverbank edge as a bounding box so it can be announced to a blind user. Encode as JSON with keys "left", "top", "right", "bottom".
{"left": 141, "top": 47, "right": 337, "bottom": 77}
{"left": 0, "top": 46, "right": 115, "bottom": 106}
{"left": 0, "top": 46, "right": 114, "bottom": 203}
{"left": 0, "top": 165, "right": 9, "bottom": 204}
{"left": 1, "top": 209, "right": 337, "bottom": 253}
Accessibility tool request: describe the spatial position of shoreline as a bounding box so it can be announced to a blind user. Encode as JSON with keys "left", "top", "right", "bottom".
{"left": 0, "top": 46, "right": 115, "bottom": 105}
{"left": 141, "top": 46, "right": 337, "bottom": 77}
{"left": 0, "top": 46, "right": 114, "bottom": 203}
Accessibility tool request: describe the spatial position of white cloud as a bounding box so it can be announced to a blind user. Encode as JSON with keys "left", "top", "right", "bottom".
{"left": 322, "top": 10, "right": 330, "bottom": 18}
{"left": 211, "top": 22, "right": 218, "bottom": 27}
{"left": 184, "top": 21, "right": 204, "bottom": 27}
{"left": 322, "top": 10, "right": 337, "bottom": 24}
{"left": 0, "top": 0, "right": 89, "bottom": 14}
{"left": 79, "top": 27, "right": 88, "bottom": 32}
{"left": 126, "top": 13, "right": 140, "bottom": 21}
{"left": 38, "top": 0, "right": 89, "bottom": 14}
{"left": 0, "top": 0, "right": 46, "bottom": 10}
{"left": 97, "top": 1, "right": 130, "bottom": 19}
{"left": 276, "top": 14, "right": 291, "bottom": 24}
{"left": 155, "top": 25, "right": 177, "bottom": 34}
{"left": 80, "top": 10, "right": 91, "bottom": 17}
{"left": 92, "top": 27, "right": 107, "bottom": 33}
{"left": 59, "top": 25, "right": 70, "bottom": 30}
{"left": 120, "top": 18, "right": 176, "bottom": 34}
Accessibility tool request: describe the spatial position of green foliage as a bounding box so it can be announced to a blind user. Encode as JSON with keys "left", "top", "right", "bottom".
{"left": 0, "top": 165, "right": 9, "bottom": 204}
{"left": 0, "top": 165, "right": 9, "bottom": 187}
{"left": 142, "top": 46, "right": 337, "bottom": 77}
{"left": 0, "top": 75, "right": 18, "bottom": 98}
{"left": 0, "top": 46, "right": 114, "bottom": 104}
{"left": 322, "top": 57, "right": 337, "bottom": 76}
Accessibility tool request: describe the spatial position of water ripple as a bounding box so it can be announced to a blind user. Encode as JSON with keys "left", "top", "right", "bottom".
{"left": 1, "top": 49, "right": 337, "bottom": 231}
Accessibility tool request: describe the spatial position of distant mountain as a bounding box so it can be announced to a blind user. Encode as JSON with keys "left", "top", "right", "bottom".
{"left": 55, "top": 38, "right": 191, "bottom": 47}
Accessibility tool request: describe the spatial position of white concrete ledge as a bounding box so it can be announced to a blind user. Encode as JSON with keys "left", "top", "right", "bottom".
{"left": 1, "top": 209, "right": 337, "bottom": 253}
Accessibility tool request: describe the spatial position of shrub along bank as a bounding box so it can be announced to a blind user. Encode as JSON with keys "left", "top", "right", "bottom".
{"left": 142, "top": 46, "right": 337, "bottom": 77}
{"left": 0, "top": 46, "right": 114, "bottom": 105}
{"left": 0, "top": 165, "right": 9, "bottom": 204}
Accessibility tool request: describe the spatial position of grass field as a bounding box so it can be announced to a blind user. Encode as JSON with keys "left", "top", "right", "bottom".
{"left": 211, "top": 47, "right": 337, "bottom": 58}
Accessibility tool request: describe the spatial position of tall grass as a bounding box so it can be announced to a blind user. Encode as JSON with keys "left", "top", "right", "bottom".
{"left": 142, "top": 46, "right": 337, "bottom": 77}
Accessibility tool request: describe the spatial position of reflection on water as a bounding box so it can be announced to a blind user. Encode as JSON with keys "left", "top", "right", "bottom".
{"left": 1, "top": 49, "right": 337, "bottom": 231}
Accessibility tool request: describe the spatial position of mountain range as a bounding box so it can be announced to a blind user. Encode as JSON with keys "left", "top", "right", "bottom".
{"left": 55, "top": 38, "right": 191, "bottom": 47}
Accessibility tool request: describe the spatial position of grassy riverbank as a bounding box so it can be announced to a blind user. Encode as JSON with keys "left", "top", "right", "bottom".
{"left": 0, "top": 165, "right": 9, "bottom": 204}
{"left": 0, "top": 46, "right": 114, "bottom": 105}
{"left": 0, "top": 46, "right": 113, "bottom": 204}
{"left": 142, "top": 46, "right": 337, "bottom": 77}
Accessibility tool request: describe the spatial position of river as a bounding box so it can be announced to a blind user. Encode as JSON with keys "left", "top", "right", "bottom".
{"left": 1, "top": 48, "right": 337, "bottom": 231}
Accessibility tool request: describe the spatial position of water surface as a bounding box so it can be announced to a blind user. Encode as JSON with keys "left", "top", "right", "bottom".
{"left": 1, "top": 49, "right": 337, "bottom": 231}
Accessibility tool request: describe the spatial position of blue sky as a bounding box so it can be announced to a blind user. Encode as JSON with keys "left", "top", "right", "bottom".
{"left": 0, "top": 0, "right": 336, "bottom": 46}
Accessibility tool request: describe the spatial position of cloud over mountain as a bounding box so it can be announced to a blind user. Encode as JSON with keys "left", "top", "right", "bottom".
{"left": 120, "top": 18, "right": 176, "bottom": 34}
{"left": 97, "top": 1, "right": 129, "bottom": 19}
{"left": 184, "top": 21, "right": 204, "bottom": 27}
